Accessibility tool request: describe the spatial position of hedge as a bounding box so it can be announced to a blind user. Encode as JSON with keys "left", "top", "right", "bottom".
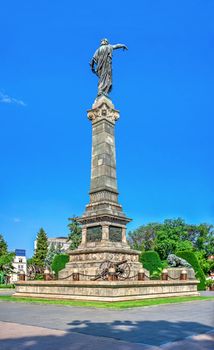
{"left": 0, "top": 284, "right": 15, "bottom": 288}
{"left": 140, "top": 251, "right": 162, "bottom": 274}
{"left": 51, "top": 254, "right": 69, "bottom": 277}
{"left": 176, "top": 251, "right": 206, "bottom": 291}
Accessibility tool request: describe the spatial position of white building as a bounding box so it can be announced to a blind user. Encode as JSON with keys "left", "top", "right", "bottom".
{"left": 47, "top": 237, "right": 70, "bottom": 252}
{"left": 11, "top": 249, "right": 27, "bottom": 283}
{"left": 34, "top": 237, "right": 70, "bottom": 253}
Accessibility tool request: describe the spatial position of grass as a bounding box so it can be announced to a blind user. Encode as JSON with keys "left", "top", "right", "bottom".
{"left": 0, "top": 295, "right": 213, "bottom": 309}
{"left": 0, "top": 284, "right": 15, "bottom": 289}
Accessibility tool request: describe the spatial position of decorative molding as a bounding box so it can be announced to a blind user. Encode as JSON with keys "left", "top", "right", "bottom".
{"left": 77, "top": 214, "right": 131, "bottom": 226}
{"left": 90, "top": 190, "right": 118, "bottom": 203}
{"left": 69, "top": 252, "right": 139, "bottom": 263}
{"left": 88, "top": 102, "right": 119, "bottom": 125}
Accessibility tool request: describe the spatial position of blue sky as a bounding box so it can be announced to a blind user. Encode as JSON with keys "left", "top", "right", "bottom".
{"left": 0, "top": 1, "right": 213, "bottom": 257}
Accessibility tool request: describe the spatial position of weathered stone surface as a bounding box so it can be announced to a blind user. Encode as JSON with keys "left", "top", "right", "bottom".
{"left": 74, "top": 97, "right": 132, "bottom": 250}
{"left": 59, "top": 247, "right": 143, "bottom": 281}
{"left": 15, "top": 280, "right": 199, "bottom": 301}
{"left": 59, "top": 97, "right": 137, "bottom": 282}
{"left": 167, "top": 267, "right": 196, "bottom": 280}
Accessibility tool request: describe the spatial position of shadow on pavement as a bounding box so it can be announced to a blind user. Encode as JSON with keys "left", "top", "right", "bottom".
{"left": 1, "top": 319, "right": 213, "bottom": 350}
{"left": 66, "top": 319, "right": 214, "bottom": 345}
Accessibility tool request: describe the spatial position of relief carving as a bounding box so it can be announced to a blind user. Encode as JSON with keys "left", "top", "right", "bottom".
{"left": 88, "top": 103, "right": 119, "bottom": 125}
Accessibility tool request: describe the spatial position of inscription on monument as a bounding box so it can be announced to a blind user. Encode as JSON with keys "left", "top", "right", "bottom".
{"left": 86, "top": 225, "right": 102, "bottom": 242}
{"left": 109, "top": 226, "right": 122, "bottom": 242}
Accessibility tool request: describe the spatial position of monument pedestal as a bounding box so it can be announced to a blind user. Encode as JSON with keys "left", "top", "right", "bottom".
{"left": 15, "top": 96, "right": 199, "bottom": 300}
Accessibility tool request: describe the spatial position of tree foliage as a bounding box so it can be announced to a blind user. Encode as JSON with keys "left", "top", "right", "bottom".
{"left": 45, "top": 242, "right": 62, "bottom": 268}
{"left": 33, "top": 228, "right": 48, "bottom": 267}
{"left": 140, "top": 251, "right": 163, "bottom": 275}
{"left": 0, "top": 234, "right": 8, "bottom": 256}
{"left": 0, "top": 234, "right": 14, "bottom": 283}
{"left": 128, "top": 223, "right": 158, "bottom": 251}
{"left": 176, "top": 251, "right": 206, "bottom": 291}
{"left": 67, "top": 217, "right": 82, "bottom": 250}
{"left": 0, "top": 253, "right": 15, "bottom": 275}
{"left": 128, "top": 218, "right": 214, "bottom": 266}
{"left": 51, "top": 254, "right": 69, "bottom": 277}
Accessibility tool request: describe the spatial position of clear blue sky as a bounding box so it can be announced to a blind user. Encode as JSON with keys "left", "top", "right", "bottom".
{"left": 0, "top": 1, "right": 213, "bottom": 257}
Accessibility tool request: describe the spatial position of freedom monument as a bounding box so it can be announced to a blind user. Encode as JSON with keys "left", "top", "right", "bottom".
{"left": 15, "top": 39, "right": 199, "bottom": 300}
{"left": 59, "top": 39, "right": 143, "bottom": 281}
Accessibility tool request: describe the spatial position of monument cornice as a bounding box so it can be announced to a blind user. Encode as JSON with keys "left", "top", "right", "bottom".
{"left": 76, "top": 214, "right": 132, "bottom": 226}
{"left": 87, "top": 97, "right": 119, "bottom": 125}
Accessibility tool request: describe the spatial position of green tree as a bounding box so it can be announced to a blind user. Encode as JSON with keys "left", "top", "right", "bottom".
{"left": 140, "top": 251, "right": 163, "bottom": 275}
{"left": 0, "top": 235, "right": 14, "bottom": 283}
{"left": 176, "top": 251, "right": 206, "bottom": 290}
{"left": 0, "top": 235, "right": 15, "bottom": 283}
{"left": 127, "top": 218, "right": 213, "bottom": 273}
{"left": 153, "top": 218, "right": 194, "bottom": 259}
{"left": 45, "top": 242, "right": 62, "bottom": 267}
{"left": 67, "top": 217, "right": 82, "bottom": 250}
{"left": 33, "top": 228, "right": 48, "bottom": 267}
{"left": 0, "top": 234, "right": 8, "bottom": 256}
{"left": 128, "top": 223, "right": 159, "bottom": 251}
{"left": 51, "top": 254, "right": 69, "bottom": 278}
{"left": 0, "top": 253, "right": 14, "bottom": 276}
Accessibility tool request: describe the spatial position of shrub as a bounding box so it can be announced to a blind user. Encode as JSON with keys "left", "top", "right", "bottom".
{"left": 206, "top": 279, "right": 214, "bottom": 288}
{"left": 176, "top": 251, "right": 206, "bottom": 291}
{"left": 0, "top": 284, "right": 15, "bottom": 288}
{"left": 51, "top": 254, "right": 69, "bottom": 277}
{"left": 34, "top": 274, "right": 44, "bottom": 280}
{"left": 140, "top": 251, "right": 162, "bottom": 275}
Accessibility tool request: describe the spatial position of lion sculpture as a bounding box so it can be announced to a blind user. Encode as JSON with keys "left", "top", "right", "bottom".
{"left": 167, "top": 254, "right": 192, "bottom": 268}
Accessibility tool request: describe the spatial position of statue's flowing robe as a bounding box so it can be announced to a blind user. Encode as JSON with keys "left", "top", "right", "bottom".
{"left": 93, "top": 44, "right": 113, "bottom": 96}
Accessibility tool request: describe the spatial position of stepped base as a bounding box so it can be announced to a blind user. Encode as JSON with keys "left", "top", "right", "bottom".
{"left": 59, "top": 245, "right": 143, "bottom": 281}
{"left": 15, "top": 280, "right": 199, "bottom": 302}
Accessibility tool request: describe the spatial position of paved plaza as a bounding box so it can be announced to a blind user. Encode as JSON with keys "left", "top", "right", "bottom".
{"left": 0, "top": 299, "right": 213, "bottom": 349}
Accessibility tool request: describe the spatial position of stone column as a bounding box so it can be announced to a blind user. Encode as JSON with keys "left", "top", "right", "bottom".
{"left": 81, "top": 227, "right": 87, "bottom": 246}
{"left": 77, "top": 95, "right": 132, "bottom": 249}
{"left": 122, "top": 227, "right": 127, "bottom": 243}
{"left": 102, "top": 224, "right": 109, "bottom": 242}
{"left": 88, "top": 96, "right": 120, "bottom": 205}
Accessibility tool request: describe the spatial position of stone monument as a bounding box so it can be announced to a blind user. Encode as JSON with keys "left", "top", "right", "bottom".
{"left": 15, "top": 39, "right": 199, "bottom": 300}
{"left": 60, "top": 39, "right": 142, "bottom": 279}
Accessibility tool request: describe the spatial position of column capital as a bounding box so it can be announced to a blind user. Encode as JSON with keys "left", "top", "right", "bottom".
{"left": 87, "top": 96, "right": 119, "bottom": 125}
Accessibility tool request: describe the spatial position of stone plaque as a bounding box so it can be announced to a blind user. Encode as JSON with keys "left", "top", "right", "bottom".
{"left": 86, "top": 225, "right": 102, "bottom": 242}
{"left": 109, "top": 226, "right": 122, "bottom": 242}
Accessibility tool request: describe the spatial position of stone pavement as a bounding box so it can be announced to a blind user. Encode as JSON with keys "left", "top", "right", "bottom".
{"left": 0, "top": 299, "right": 213, "bottom": 349}
{"left": 0, "top": 289, "right": 14, "bottom": 296}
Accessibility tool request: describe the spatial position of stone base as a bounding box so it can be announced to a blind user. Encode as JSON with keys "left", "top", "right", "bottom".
{"left": 59, "top": 246, "right": 144, "bottom": 281}
{"left": 14, "top": 280, "right": 199, "bottom": 302}
{"left": 167, "top": 267, "right": 196, "bottom": 280}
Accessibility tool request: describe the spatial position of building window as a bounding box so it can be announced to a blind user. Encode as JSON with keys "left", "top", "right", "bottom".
{"left": 19, "top": 258, "right": 23, "bottom": 263}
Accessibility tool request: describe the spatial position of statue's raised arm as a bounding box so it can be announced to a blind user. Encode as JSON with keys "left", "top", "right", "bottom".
{"left": 112, "top": 44, "right": 128, "bottom": 51}
{"left": 90, "top": 38, "right": 128, "bottom": 97}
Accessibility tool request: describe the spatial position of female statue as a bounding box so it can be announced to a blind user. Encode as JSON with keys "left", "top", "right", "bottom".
{"left": 90, "top": 38, "right": 128, "bottom": 97}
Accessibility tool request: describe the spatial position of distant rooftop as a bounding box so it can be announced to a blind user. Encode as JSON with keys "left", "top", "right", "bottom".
{"left": 48, "top": 237, "right": 67, "bottom": 240}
